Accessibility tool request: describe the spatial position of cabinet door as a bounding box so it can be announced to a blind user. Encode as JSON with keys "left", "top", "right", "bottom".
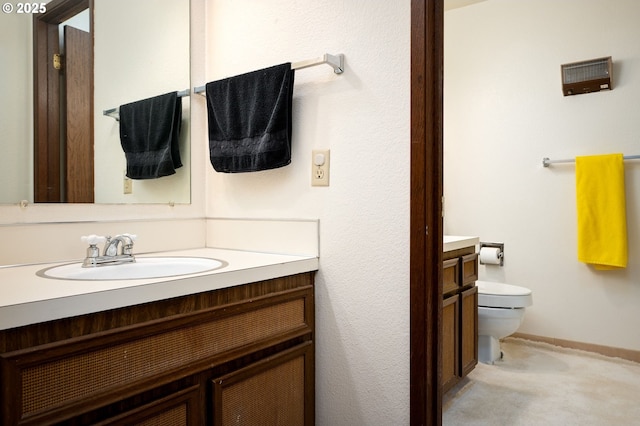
{"left": 211, "top": 342, "right": 314, "bottom": 426}
{"left": 96, "top": 385, "right": 201, "bottom": 425}
{"left": 441, "top": 294, "right": 460, "bottom": 392}
{"left": 460, "top": 285, "right": 478, "bottom": 377}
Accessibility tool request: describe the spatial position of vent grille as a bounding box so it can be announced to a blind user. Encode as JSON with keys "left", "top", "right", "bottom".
{"left": 562, "top": 57, "right": 610, "bottom": 83}
{"left": 561, "top": 56, "right": 612, "bottom": 96}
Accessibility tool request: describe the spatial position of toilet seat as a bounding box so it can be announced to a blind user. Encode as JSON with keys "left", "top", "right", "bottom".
{"left": 476, "top": 280, "right": 533, "bottom": 309}
{"left": 478, "top": 305, "right": 525, "bottom": 319}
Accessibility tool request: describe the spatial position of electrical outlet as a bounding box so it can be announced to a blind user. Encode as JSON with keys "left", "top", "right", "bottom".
{"left": 123, "top": 174, "right": 133, "bottom": 194}
{"left": 311, "top": 149, "right": 330, "bottom": 186}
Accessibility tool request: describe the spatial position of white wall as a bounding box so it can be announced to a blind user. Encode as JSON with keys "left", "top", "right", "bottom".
{"left": 0, "top": 12, "right": 33, "bottom": 203}
{"left": 445, "top": 0, "right": 640, "bottom": 351}
{"left": 203, "top": 1, "right": 411, "bottom": 424}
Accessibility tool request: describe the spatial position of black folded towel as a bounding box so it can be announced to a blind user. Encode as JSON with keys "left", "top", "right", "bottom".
{"left": 119, "top": 91, "right": 183, "bottom": 179}
{"left": 206, "top": 63, "right": 295, "bottom": 173}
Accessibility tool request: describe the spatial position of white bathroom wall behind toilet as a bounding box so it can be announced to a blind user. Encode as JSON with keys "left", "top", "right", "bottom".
{"left": 444, "top": 0, "right": 640, "bottom": 352}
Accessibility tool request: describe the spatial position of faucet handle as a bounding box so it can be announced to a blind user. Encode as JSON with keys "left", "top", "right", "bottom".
{"left": 81, "top": 235, "right": 107, "bottom": 246}
{"left": 121, "top": 233, "right": 137, "bottom": 242}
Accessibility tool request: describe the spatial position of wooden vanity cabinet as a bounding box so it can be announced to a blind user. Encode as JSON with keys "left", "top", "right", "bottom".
{"left": 0, "top": 273, "right": 315, "bottom": 426}
{"left": 442, "top": 247, "right": 478, "bottom": 393}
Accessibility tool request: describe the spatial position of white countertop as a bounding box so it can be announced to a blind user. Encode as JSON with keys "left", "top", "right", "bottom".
{"left": 443, "top": 235, "right": 479, "bottom": 252}
{"left": 0, "top": 248, "right": 318, "bottom": 330}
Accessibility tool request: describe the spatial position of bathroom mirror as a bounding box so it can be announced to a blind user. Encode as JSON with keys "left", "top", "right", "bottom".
{"left": 0, "top": 0, "right": 190, "bottom": 205}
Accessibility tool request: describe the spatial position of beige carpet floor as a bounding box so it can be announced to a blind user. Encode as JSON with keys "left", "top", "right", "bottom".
{"left": 443, "top": 337, "right": 640, "bottom": 425}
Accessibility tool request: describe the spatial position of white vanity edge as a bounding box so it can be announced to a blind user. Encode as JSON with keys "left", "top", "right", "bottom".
{"left": 0, "top": 247, "right": 318, "bottom": 330}
{"left": 443, "top": 235, "right": 479, "bottom": 252}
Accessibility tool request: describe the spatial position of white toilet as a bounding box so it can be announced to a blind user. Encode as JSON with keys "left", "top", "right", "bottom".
{"left": 476, "top": 280, "right": 533, "bottom": 364}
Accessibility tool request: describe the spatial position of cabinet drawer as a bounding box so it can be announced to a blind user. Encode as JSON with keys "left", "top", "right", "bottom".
{"left": 443, "top": 258, "right": 460, "bottom": 295}
{"left": 461, "top": 253, "right": 478, "bottom": 285}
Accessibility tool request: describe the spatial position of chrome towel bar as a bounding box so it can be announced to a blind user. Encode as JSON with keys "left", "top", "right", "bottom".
{"left": 543, "top": 154, "right": 640, "bottom": 167}
{"left": 192, "top": 52, "right": 345, "bottom": 95}
{"left": 103, "top": 89, "right": 190, "bottom": 121}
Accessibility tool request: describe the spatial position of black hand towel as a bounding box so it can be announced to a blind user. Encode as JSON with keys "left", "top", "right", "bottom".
{"left": 206, "top": 63, "right": 295, "bottom": 173}
{"left": 119, "top": 91, "right": 183, "bottom": 179}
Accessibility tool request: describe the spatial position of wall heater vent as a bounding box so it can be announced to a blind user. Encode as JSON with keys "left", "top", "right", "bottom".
{"left": 561, "top": 56, "right": 612, "bottom": 96}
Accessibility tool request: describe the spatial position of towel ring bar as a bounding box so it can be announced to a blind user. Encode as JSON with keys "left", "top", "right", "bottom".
{"left": 103, "top": 89, "right": 190, "bottom": 121}
{"left": 543, "top": 154, "right": 640, "bottom": 167}
{"left": 193, "top": 52, "right": 345, "bottom": 96}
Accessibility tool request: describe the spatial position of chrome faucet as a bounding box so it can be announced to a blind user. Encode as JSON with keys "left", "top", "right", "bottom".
{"left": 104, "top": 234, "right": 135, "bottom": 257}
{"left": 81, "top": 234, "right": 137, "bottom": 267}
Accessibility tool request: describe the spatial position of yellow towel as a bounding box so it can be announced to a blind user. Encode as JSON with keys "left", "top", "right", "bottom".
{"left": 576, "top": 153, "right": 628, "bottom": 270}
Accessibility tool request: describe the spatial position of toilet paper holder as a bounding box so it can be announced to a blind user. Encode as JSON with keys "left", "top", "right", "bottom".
{"left": 479, "top": 242, "right": 504, "bottom": 266}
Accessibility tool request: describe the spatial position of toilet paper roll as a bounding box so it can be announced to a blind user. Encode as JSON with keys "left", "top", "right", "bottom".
{"left": 480, "top": 247, "right": 502, "bottom": 265}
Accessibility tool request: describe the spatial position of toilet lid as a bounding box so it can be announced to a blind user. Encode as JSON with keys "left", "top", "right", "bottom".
{"left": 476, "top": 280, "right": 533, "bottom": 308}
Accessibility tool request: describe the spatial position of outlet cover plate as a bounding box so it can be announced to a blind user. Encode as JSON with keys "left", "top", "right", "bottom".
{"left": 311, "top": 149, "right": 330, "bottom": 187}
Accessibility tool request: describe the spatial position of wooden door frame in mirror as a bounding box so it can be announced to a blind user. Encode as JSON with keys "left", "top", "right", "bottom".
{"left": 33, "top": 0, "right": 92, "bottom": 202}
{"left": 410, "top": 0, "right": 443, "bottom": 425}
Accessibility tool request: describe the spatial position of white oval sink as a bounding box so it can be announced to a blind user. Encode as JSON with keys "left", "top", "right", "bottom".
{"left": 38, "top": 257, "right": 227, "bottom": 281}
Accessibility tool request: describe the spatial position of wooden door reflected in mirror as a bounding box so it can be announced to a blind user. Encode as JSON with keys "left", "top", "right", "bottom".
{"left": 33, "top": 0, "right": 93, "bottom": 203}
